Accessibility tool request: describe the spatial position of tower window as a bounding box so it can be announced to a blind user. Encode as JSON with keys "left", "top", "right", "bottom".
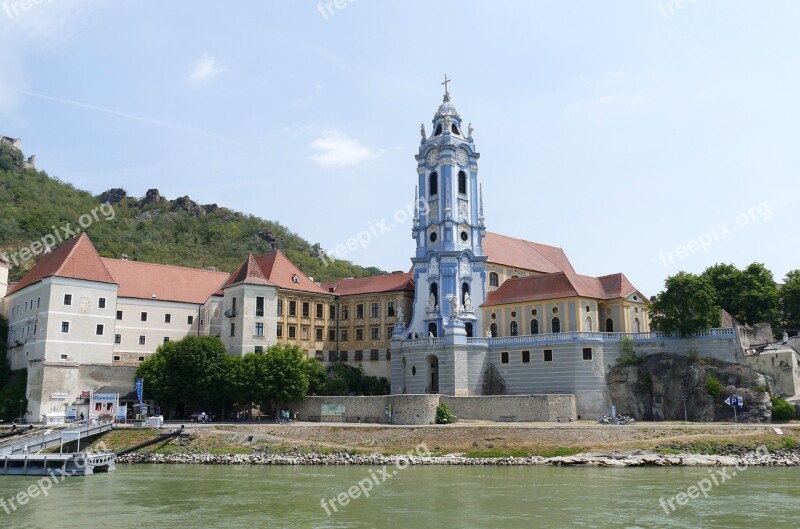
{"left": 458, "top": 171, "right": 466, "bottom": 195}
{"left": 452, "top": 123, "right": 460, "bottom": 135}
{"left": 430, "top": 232, "right": 437, "bottom": 243}
{"left": 460, "top": 231, "right": 468, "bottom": 242}
{"left": 429, "top": 172, "right": 438, "bottom": 197}
{"left": 489, "top": 272, "right": 499, "bottom": 287}
{"left": 434, "top": 124, "right": 442, "bottom": 136}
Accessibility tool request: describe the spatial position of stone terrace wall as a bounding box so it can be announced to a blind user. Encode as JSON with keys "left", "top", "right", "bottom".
{"left": 442, "top": 395, "right": 576, "bottom": 422}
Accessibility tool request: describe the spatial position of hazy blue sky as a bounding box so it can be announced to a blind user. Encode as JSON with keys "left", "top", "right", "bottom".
{"left": 1, "top": 1, "right": 798, "bottom": 296}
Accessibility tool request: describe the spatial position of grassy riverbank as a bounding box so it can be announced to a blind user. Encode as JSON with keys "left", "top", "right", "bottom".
{"left": 89, "top": 421, "right": 800, "bottom": 458}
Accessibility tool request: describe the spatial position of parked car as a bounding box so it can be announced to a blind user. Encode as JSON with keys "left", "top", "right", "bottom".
{"left": 189, "top": 412, "right": 212, "bottom": 423}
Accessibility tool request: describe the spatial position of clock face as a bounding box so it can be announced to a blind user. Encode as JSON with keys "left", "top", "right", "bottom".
{"left": 456, "top": 148, "right": 468, "bottom": 166}
{"left": 426, "top": 148, "right": 440, "bottom": 167}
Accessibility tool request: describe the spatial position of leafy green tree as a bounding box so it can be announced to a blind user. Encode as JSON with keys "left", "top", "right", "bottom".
{"left": 780, "top": 270, "right": 800, "bottom": 331}
{"left": 702, "top": 263, "right": 745, "bottom": 318}
{"left": 701, "top": 263, "right": 779, "bottom": 325}
{"left": 258, "top": 344, "right": 311, "bottom": 408}
{"left": 135, "top": 336, "right": 230, "bottom": 414}
{"left": 0, "top": 315, "right": 27, "bottom": 422}
{"left": 650, "top": 272, "right": 720, "bottom": 337}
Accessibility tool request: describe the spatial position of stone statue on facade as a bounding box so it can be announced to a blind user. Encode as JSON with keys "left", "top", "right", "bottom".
{"left": 427, "top": 292, "right": 438, "bottom": 313}
{"left": 463, "top": 292, "right": 473, "bottom": 313}
{"left": 468, "top": 122, "right": 474, "bottom": 138}
{"left": 429, "top": 256, "right": 439, "bottom": 276}
{"left": 485, "top": 327, "right": 492, "bottom": 338}
{"left": 448, "top": 295, "right": 460, "bottom": 319}
{"left": 396, "top": 305, "right": 404, "bottom": 324}
{"left": 420, "top": 123, "right": 426, "bottom": 140}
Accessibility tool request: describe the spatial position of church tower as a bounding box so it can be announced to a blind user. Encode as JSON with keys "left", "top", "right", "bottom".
{"left": 407, "top": 77, "right": 487, "bottom": 339}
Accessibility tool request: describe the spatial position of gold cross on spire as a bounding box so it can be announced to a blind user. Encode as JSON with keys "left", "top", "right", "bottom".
{"left": 441, "top": 74, "right": 451, "bottom": 101}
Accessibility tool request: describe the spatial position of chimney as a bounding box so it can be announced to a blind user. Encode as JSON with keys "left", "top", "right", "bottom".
{"left": 120, "top": 254, "right": 129, "bottom": 260}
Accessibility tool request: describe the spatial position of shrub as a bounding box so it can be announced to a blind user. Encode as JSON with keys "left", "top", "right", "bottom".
{"left": 435, "top": 403, "right": 456, "bottom": 424}
{"left": 770, "top": 395, "right": 795, "bottom": 422}
{"left": 705, "top": 375, "right": 723, "bottom": 399}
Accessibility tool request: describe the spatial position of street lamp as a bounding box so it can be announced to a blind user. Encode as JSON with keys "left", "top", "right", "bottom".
{"left": 681, "top": 395, "right": 688, "bottom": 423}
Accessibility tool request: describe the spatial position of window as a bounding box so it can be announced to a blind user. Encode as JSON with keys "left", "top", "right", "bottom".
{"left": 141, "top": 312, "right": 148, "bottom": 322}
{"left": 371, "top": 327, "right": 380, "bottom": 340}
{"left": 302, "top": 302, "right": 310, "bottom": 318}
{"left": 341, "top": 330, "right": 348, "bottom": 342}
{"left": 531, "top": 319, "right": 539, "bottom": 335}
{"left": 288, "top": 326, "right": 296, "bottom": 339}
{"left": 387, "top": 326, "right": 394, "bottom": 339}
{"left": 552, "top": 317, "right": 561, "bottom": 333}
{"left": 61, "top": 321, "right": 70, "bottom": 333}
{"left": 490, "top": 323, "right": 498, "bottom": 338}
{"left": 341, "top": 305, "right": 349, "bottom": 320}
{"left": 289, "top": 301, "right": 297, "bottom": 316}
{"left": 276, "top": 324, "right": 283, "bottom": 338}
{"left": 355, "top": 350, "right": 363, "bottom": 361}
{"left": 458, "top": 170, "right": 466, "bottom": 195}
{"left": 255, "top": 346, "right": 263, "bottom": 353}
{"left": 429, "top": 172, "right": 438, "bottom": 197}
{"left": 37, "top": 297, "right": 40, "bottom": 308}
{"left": 543, "top": 349, "right": 553, "bottom": 362}
{"left": 277, "top": 299, "right": 283, "bottom": 315}
{"left": 114, "top": 334, "right": 121, "bottom": 344}
{"left": 356, "top": 328, "right": 364, "bottom": 341}
{"left": 329, "top": 304, "right": 336, "bottom": 319}
{"left": 315, "top": 328, "right": 323, "bottom": 341}
{"left": 232, "top": 297, "right": 238, "bottom": 315}
{"left": 385, "top": 350, "right": 391, "bottom": 360}
{"left": 256, "top": 296, "right": 265, "bottom": 317}
{"left": 329, "top": 329, "right": 337, "bottom": 341}
{"left": 371, "top": 303, "right": 380, "bottom": 318}
{"left": 328, "top": 351, "right": 338, "bottom": 362}
{"left": 139, "top": 336, "right": 146, "bottom": 345}
{"left": 301, "top": 327, "right": 309, "bottom": 340}
{"left": 96, "top": 324, "right": 104, "bottom": 336}
{"left": 489, "top": 272, "right": 499, "bottom": 287}
{"left": 113, "top": 355, "right": 121, "bottom": 361}
{"left": 63, "top": 294, "right": 72, "bottom": 306}
{"left": 522, "top": 350, "right": 531, "bottom": 363}
{"left": 138, "top": 356, "right": 145, "bottom": 362}
{"left": 340, "top": 351, "right": 348, "bottom": 362}
{"left": 510, "top": 321, "right": 518, "bottom": 336}
{"left": 255, "top": 322, "right": 264, "bottom": 336}
{"left": 634, "top": 318, "right": 641, "bottom": 333}
{"left": 356, "top": 304, "right": 364, "bottom": 319}
{"left": 583, "top": 347, "right": 593, "bottom": 361}
{"left": 98, "top": 297, "right": 106, "bottom": 309}
{"left": 60, "top": 354, "right": 68, "bottom": 360}
{"left": 465, "top": 322, "right": 473, "bottom": 337}
{"left": 165, "top": 314, "right": 171, "bottom": 324}
{"left": 188, "top": 315, "right": 194, "bottom": 325}
{"left": 387, "top": 301, "right": 395, "bottom": 317}
{"left": 117, "top": 310, "right": 123, "bottom": 320}
{"left": 230, "top": 322, "right": 236, "bottom": 337}
{"left": 606, "top": 318, "right": 614, "bottom": 332}
{"left": 315, "top": 351, "right": 324, "bottom": 361}
{"left": 501, "top": 351, "right": 509, "bottom": 364}
{"left": 163, "top": 337, "right": 170, "bottom": 343}
{"left": 370, "top": 349, "right": 380, "bottom": 361}
{"left": 316, "top": 303, "right": 324, "bottom": 319}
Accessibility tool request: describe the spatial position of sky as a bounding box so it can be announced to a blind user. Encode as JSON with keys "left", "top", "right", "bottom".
{"left": 1, "top": 0, "right": 798, "bottom": 297}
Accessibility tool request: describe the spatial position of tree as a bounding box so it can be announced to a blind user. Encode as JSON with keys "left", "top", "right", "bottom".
{"left": 701, "top": 263, "right": 745, "bottom": 319}
{"left": 650, "top": 272, "right": 720, "bottom": 337}
{"left": 701, "top": 263, "right": 779, "bottom": 326}
{"left": 135, "top": 336, "right": 230, "bottom": 414}
{"left": 259, "top": 344, "right": 311, "bottom": 407}
{"left": 780, "top": 270, "right": 800, "bottom": 331}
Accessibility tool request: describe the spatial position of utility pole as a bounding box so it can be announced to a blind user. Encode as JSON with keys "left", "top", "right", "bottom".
{"left": 681, "top": 395, "right": 688, "bottom": 423}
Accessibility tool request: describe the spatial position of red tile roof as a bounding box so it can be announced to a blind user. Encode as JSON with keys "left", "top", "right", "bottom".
{"left": 101, "top": 258, "right": 230, "bottom": 304}
{"left": 223, "top": 254, "right": 274, "bottom": 289}
{"left": 484, "top": 271, "right": 640, "bottom": 306}
{"left": 322, "top": 272, "right": 414, "bottom": 296}
{"left": 253, "top": 251, "right": 328, "bottom": 294}
{"left": 483, "top": 232, "right": 575, "bottom": 274}
{"left": 9, "top": 233, "right": 117, "bottom": 294}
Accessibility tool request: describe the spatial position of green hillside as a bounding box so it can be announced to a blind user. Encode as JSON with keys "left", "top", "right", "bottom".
{"left": 0, "top": 143, "right": 384, "bottom": 282}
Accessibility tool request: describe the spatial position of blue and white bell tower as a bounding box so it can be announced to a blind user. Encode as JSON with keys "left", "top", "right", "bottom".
{"left": 407, "top": 77, "right": 488, "bottom": 340}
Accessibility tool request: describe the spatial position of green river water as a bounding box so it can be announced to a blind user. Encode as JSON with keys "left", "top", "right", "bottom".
{"left": 0, "top": 465, "right": 798, "bottom": 528}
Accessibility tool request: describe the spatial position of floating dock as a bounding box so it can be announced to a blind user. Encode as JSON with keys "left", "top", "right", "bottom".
{"left": 0, "top": 451, "right": 116, "bottom": 476}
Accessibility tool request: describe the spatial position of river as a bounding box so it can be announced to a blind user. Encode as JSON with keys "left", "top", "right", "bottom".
{"left": 0, "top": 465, "right": 798, "bottom": 528}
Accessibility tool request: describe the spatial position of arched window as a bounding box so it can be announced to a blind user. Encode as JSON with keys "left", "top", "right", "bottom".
{"left": 462, "top": 282, "right": 470, "bottom": 305}
{"left": 510, "top": 321, "right": 518, "bottom": 336}
{"left": 458, "top": 171, "right": 467, "bottom": 195}
{"left": 606, "top": 318, "right": 614, "bottom": 333}
{"left": 551, "top": 317, "right": 561, "bottom": 334}
{"left": 490, "top": 323, "right": 498, "bottom": 338}
{"left": 489, "top": 272, "right": 499, "bottom": 287}
{"left": 428, "top": 323, "right": 438, "bottom": 338}
{"left": 465, "top": 322, "right": 473, "bottom": 338}
{"left": 452, "top": 123, "right": 459, "bottom": 135}
{"left": 585, "top": 316, "right": 592, "bottom": 331}
{"left": 430, "top": 282, "right": 439, "bottom": 308}
{"left": 531, "top": 319, "right": 539, "bottom": 335}
{"left": 434, "top": 123, "right": 442, "bottom": 136}
{"left": 429, "top": 172, "right": 438, "bottom": 197}
{"left": 634, "top": 318, "right": 641, "bottom": 333}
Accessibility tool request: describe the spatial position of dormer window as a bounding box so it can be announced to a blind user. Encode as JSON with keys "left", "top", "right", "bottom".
{"left": 292, "top": 274, "right": 300, "bottom": 284}
{"left": 434, "top": 123, "right": 442, "bottom": 135}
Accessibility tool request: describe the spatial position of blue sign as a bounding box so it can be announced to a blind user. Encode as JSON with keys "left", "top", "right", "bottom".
{"left": 136, "top": 378, "right": 144, "bottom": 406}
{"left": 725, "top": 396, "right": 744, "bottom": 408}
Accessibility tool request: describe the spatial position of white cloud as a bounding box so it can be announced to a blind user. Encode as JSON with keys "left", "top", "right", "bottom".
{"left": 189, "top": 53, "right": 225, "bottom": 83}
{"left": 310, "top": 130, "right": 378, "bottom": 168}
